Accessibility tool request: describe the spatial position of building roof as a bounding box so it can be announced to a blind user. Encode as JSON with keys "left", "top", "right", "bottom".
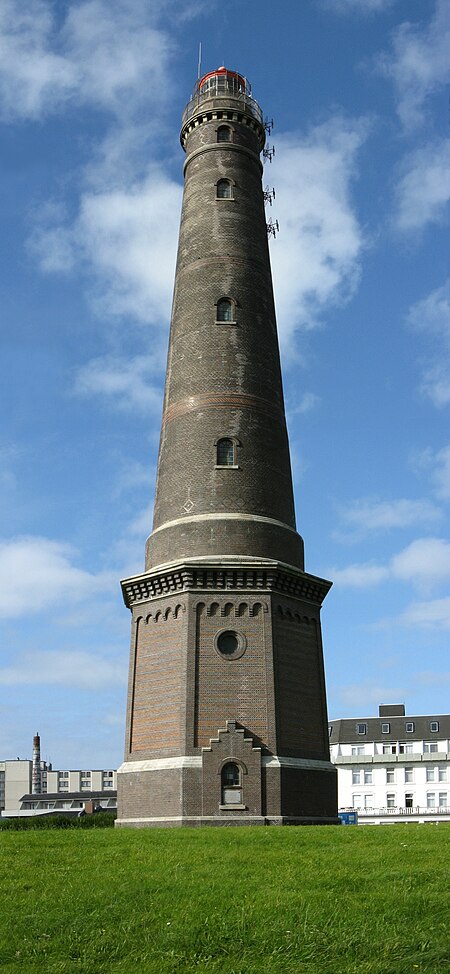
{"left": 20, "top": 790, "right": 117, "bottom": 802}
{"left": 329, "top": 711, "right": 450, "bottom": 745}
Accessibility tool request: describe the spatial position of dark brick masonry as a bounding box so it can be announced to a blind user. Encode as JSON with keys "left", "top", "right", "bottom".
{"left": 117, "top": 70, "right": 338, "bottom": 827}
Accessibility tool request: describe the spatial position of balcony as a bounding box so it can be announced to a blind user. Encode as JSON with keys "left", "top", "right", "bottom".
{"left": 182, "top": 76, "right": 263, "bottom": 129}
{"left": 340, "top": 805, "right": 450, "bottom": 824}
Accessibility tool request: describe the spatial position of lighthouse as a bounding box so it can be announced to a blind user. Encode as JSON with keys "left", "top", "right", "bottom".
{"left": 116, "top": 68, "right": 338, "bottom": 826}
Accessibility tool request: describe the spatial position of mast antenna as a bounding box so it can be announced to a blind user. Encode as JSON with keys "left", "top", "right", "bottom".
{"left": 197, "top": 42, "right": 202, "bottom": 80}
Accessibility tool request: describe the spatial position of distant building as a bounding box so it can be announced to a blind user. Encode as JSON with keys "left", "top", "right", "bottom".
{"left": 329, "top": 704, "right": 450, "bottom": 824}
{"left": 0, "top": 736, "right": 117, "bottom": 817}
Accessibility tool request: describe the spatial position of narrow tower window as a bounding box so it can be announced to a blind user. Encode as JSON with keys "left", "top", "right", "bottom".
{"left": 216, "top": 438, "right": 235, "bottom": 466}
{"left": 216, "top": 179, "right": 232, "bottom": 199}
{"left": 216, "top": 298, "right": 233, "bottom": 322}
{"left": 217, "top": 125, "right": 232, "bottom": 143}
{"left": 221, "top": 762, "right": 242, "bottom": 805}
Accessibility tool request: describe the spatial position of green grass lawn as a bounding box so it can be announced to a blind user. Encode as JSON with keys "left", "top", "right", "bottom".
{"left": 1, "top": 824, "right": 449, "bottom": 974}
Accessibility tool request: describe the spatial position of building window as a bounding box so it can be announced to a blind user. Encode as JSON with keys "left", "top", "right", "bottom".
{"left": 364, "top": 794, "right": 373, "bottom": 809}
{"left": 215, "top": 629, "right": 246, "bottom": 660}
{"left": 399, "top": 743, "right": 413, "bottom": 754}
{"left": 430, "top": 721, "right": 439, "bottom": 733}
{"left": 216, "top": 297, "right": 234, "bottom": 322}
{"left": 426, "top": 767, "right": 435, "bottom": 782}
{"left": 364, "top": 770, "right": 372, "bottom": 785}
{"left": 438, "top": 768, "right": 447, "bottom": 782}
{"left": 405, "top": 721, "right": 415, "bottom": 733}
{"left": 356, "top": 723, "right": 367, "bottom": 735}
{"left": 386, "top": 769, "right": 395, "bottom": 784}
{"left": 352, "top": 770, "right": 361, "bottom": 785}
{"left": 351, "top": 745, "right": 365, "bottom": 756}
{"left": 424, "top": 743, "right": 438, "bottom": 753}
{"left": 221, "top": 762, "right": 242, "bottom": 805}
{"left": 217, "top": 125, "right": 232, "bottom": 143}
{"left": 383, "top": 744, "right": 396, "bottom": 755}
{"left": 426, "top": 793, "right": 436, "bottom": 808}
{"left": 381, "top": 722, "right": 390, "bottom": 734}
{"left": 216, "top": 179, "right": 232, "bottom": 199}
{"left": 352, "top": 794, "right": 362, "bottom": 809}
{"left": 216, "top": 438, "right": 236, "bottom": 467}
{"left": 405, "top": 793, "right": 414, "bottom": 809}
{"left": 438, "top": 792, "right": 447, "bottom": 807}
{"left": 404, "top": 768, "right": 414, "bottom": 783}
{"left": 386, "top": 793, "right": 395, "bottom": 809}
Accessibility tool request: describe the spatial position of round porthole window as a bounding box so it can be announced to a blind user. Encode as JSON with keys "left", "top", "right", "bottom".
{"left": 215, "top": 630, "right": 246, "bottom": 660}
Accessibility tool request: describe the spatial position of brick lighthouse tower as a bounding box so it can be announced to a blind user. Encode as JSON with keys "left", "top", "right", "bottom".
{"left": 116, "top": 68, "right": 338, "bottom": 826}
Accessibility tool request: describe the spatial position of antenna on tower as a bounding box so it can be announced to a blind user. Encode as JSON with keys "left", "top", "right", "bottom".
{"left": 197, "top": 42, "right": 202, "bottom": 80}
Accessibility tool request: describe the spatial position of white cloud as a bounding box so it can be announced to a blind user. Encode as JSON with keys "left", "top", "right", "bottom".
{"left": 408, "top": 285, "right": 450, "bottom": 339}
{"left": 0, "top": 650, "right": 126, "bottom": 689}
{"left": 407, "top": 285, "right": 450, "bottom": 408}
{"left": 415, "top": 669, "right": 450, "bottom": 686}
{"left": 421, "top": 370, "right": 450, "bottom": 411}
{"left": 104, "top": 713, "right": 126, "bottom": 727}
{"left": 331, "top": 537, "right": 450, "bottom": 591}
{"left": 397, "top": 596, "right": 450, "bottom": 629}
{"left": 114, "top": 460, "right": 154, "bottom": 496}
{"left": 322, "top": 0, "right": 395, "bottom": 13}
{"left": 270, "top": 117, "right": 368, "bottom": 342}
{"left": 107, "top": 501, "right": 154, "bottom": 578}
{"left": 333, "top": 681, "right": 407, "bottom": 712}
{"left": 411, "top": 445, "right": 450, "bottom": 502}
{"left": 287, "top": 393, "right": 321, "bottom": 419}
{"left": 31, "top": 168, "right": 182, "bottom": 326}
{"left": 32, "top": 117, "right": 367, "bottom": 349}
{"left": 0, "top": 444, "right": 20, "bottom": 490}
{"left": 128, "top": 505, "right": 154, "bottom": 538}
{"left": 394, "top": 139, "right": 450, "bottom": 232}
{"left": 0, "top": 0, "right": 172, "bottom": 122}
{"left": 18, "top": 4, "right": 367, "bottom": 364}
{"left": 391, "top": 537, "right": 450, "bottom": 591}
{"left": 298, "top": 393, "right": 320, "bottom": 413}
{"left": 431, "top": 446, "right": 450, "bottom": 501}
{"left": 335, "top": 496, "right": 441, "bottom": 541}
{"left": 30, "top": 116, "right": 369, "bottom": 376}
{"left": 0, "top": 536, "right": 114, "bottom": 618}
{"left": 75, "top": 353, "right": 164, "bottom": 411}
{"left": 0, "top": 0, "right": 76, "bottom": 120}
{"left": 377, "top": 0, "right": 450, "bottom": 129}
{"left": 61, "top": 0, "right": 172, "bottom": 118}
{"left": 332, "top": 563, "right": 389, "bottom": 587}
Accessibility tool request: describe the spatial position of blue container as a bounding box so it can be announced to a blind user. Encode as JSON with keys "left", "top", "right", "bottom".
{"left": 338, "top": 811, "right": 358, "bottom": 826}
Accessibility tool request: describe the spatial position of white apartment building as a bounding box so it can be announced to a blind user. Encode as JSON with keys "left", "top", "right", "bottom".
{"left": 0, "top": 760, "right": 117, "bottom": 817}
{"left": 329, "top": 704, "right": 450, "bottom": 824}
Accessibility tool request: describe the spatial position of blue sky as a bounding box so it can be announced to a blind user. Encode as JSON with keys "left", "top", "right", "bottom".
{"left": 1, "top": 0, "right": 449, "bottom": 769}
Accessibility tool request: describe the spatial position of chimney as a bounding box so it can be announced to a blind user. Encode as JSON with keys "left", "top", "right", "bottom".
{"left": 379, "top": 704, "right": 406, "bottom": 717}
{"left": 32, "top": 733, "right": 41, "bottom": 794}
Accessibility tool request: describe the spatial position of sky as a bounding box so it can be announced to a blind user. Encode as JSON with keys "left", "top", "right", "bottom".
{"left": 1, "top": 0, "right": 449, "bottom": 769}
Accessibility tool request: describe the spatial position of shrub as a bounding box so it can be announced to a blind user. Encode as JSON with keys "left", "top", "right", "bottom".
{"left": 0, "top": 812, "right": 116, "bottom": 830}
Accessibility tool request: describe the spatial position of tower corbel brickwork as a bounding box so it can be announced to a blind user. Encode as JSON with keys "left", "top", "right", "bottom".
{"left": 117, "top": 68, "right": 338, "bottom": 826}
